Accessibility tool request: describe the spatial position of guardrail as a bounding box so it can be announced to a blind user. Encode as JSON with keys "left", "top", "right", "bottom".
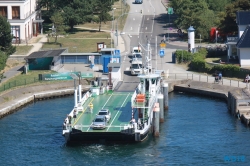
{"left": 168, "top": 73, "right": 246, "bottom": 88}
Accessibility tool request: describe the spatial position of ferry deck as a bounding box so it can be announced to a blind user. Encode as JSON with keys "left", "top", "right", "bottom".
{"left": 72, "top": 91, "right": 135, "bottom": 133}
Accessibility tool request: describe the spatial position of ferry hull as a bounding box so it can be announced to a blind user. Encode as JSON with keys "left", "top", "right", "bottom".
{"left": 65, "top": 128, "right": 149, "bottom": 144}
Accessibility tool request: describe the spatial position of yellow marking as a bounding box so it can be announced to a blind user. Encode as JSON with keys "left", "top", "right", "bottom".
{"left": 73, "top": 98, "right": 94, "bottom": 126}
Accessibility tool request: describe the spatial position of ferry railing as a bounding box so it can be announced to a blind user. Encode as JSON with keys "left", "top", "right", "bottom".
{"left": 168, "top": 73, "right": 246, "bottom": 88}
{"left": 120, "top": 123, "right": 135, "bottom": 134}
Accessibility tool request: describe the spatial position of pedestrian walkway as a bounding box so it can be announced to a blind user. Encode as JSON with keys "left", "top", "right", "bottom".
{"left": 10, "top": 34, "right": 47, "bottom": 58}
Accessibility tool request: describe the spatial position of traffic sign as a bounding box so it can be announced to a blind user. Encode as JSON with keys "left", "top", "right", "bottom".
{"left": 160, "top": 43, "right": 166, "bottom": 48}
{"left": 115, "top": 49, "right": 120, "bottom": 55}
{"left": 159, "top": 49, "right": 165, "bottom": 57}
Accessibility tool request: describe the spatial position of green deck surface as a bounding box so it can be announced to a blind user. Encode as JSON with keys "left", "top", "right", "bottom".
{"left": 72, "top": 92, "right": 133, "bottom": 132}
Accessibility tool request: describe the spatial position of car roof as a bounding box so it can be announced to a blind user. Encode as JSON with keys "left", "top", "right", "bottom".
{"left": 95, "top": 115, "right": 106, "bottom": 119}
{"left": 99, "top": 109, "right": 109, "bottom": 112}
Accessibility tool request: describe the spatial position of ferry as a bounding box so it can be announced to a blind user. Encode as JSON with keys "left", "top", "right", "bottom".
{"left": 62, "top": 44, "right": 164, "bottom": 143}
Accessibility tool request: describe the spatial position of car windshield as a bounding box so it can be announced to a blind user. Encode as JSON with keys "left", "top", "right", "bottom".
{"left": 98, "top": 112, "right": 107, "bottom": 115}
{"left": 134, "top": 54, "right": 142, "bottom": 58}
{"left": 132, "top": 64, "right": 142, "bottom": 69}
{"left": 94, "top": 118, "right": 104, "bottom": 122}
{"left": 133, "top": 50, "right": 139, "bottom": 53}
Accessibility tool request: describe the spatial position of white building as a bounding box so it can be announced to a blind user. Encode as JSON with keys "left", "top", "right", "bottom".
{"left": 0, "top": 0, "right": 43, "bottom": 44}
{"left": 226, "top": 11, "right": 250, "bottom": 67}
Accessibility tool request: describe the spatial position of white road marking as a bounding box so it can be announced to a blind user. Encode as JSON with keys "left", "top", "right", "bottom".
{"left": 147, "top": 18, "right": 149, "bottom": 20}
{"left": 107, "top": 93, "right": 130, "bottom": 131}
{"left": 86, "top": 93, "right": 114, "bottom": 132}
{"left": 126, "top": 67, "right": 130, "bottom": 71}
{"left": 133, "top": 18, "right": 135, "bottom": 20}
{"left": 145, "top": 27, "right": 147, "bottom": 30}
{"left": 131, "top": 27, "right": 133, "bottom": 30}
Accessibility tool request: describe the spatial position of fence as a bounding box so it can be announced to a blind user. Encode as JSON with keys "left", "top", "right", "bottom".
{"left": 0, "top": 77, "right": 41, "bottom": 93}
{"left": 168, "top": 73, "right": 246, "bottom": 88}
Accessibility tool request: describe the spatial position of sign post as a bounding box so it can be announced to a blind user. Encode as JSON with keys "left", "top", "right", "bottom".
{"left": 167, "top": 7, "right": 174, "bottom": 43}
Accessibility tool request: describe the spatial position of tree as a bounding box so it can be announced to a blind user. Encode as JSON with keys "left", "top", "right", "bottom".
{"left": 50, "top": 11, "right": 67, "bottom": 43}
{"left": 218, "top": 0, "right": 250, "bottom": 35}
{"left": 92, "top": 0, "right": 112, "bottom": 31}
{"left": 171, "top": 0, "right": 216, "bottom": 39}
{"left": 0, "top": 16, "right": 15, "bottom": 56}
{"left": 61, "top": 0, "right": 94, "bottom": 31}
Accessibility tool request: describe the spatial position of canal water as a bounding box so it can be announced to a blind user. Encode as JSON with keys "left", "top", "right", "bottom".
{"left": 0, "top": 92, "right": 249, "bottom": 165}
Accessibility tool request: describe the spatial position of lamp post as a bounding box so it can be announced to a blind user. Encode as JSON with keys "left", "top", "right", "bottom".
{"left": 115, "top": 11, "right": 143, "bottom": 49}
{"left": 167, "top": 7, "right": 173, "bottom": 43}
{"left": 111, "top": 8, "right": 116, "bottom": 49}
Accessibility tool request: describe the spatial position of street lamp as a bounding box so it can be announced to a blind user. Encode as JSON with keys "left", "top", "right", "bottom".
{"left": 111, "top": 8, "right": 116, "bottom": 48}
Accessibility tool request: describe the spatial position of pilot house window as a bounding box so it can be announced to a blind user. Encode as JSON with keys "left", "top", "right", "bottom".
{"left": 12, "top": 6, "right": 20, "bottom": 19}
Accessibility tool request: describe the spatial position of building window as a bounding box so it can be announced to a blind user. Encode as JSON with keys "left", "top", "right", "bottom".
{"left": 0, "top": 6, "right": 7, "bottom": 18}
{"left": 12, "top": 6, "right": 20, "bottom": 19}
{"left": 11, "top": 26, "right": 20, "bottom": 44}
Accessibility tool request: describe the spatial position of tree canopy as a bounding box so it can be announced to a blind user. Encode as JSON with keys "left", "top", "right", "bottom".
{"left": 169, "top": 0, "right": 247, "bottom": 40}
{"left": 38, "top": 0, "right": 116, "bottom": 31}
{"left": 0, "top": 16, "right": 15, "bottom": 56}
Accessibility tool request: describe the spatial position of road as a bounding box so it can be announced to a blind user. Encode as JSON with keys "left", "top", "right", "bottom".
{"left": 116, "top": 0, "right": 187, "bottom": 92}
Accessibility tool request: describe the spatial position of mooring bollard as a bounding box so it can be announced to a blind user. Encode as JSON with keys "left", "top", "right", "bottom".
{"left": 153, "top": 103, "right": 160, "bottom": 137}
{"left": 163, "top": 83, "right": 169, "bottom": 110}
{"left": 157, "top": 94, "right": 164, "bottom": 122}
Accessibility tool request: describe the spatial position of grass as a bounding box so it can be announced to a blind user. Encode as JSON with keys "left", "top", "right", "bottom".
{"left": 77, "top": 0, "right": 130, "bottom": 31}
{"left": 43, "top": 37, "right": 111, "bottom": 53}
{"left": 13, "top": 45, "right": 33, "bottom": 55}
{"left": 205, "top": 55, "right": 227, "bottom": 63}
{"left": 0, "top": 70, "right": 65, "bottom": 93}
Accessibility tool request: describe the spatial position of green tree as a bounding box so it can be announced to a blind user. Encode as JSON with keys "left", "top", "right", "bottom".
{"left": 171, "top": 0, "right": 216, "bottom": 40}
{"left": 92, "top": 0, "right": 112, "bottom": 31}
{"left": 61, "top": 0, "right": 94, "bottom": 31}
{"left": 0, "top": 16, "right": 15, "bottom": 55}
{"left": 50, "top": 11, "right": 67, "bottom": 43}
{"left": 218, "top": 0, "right": 250, "bottom": 35}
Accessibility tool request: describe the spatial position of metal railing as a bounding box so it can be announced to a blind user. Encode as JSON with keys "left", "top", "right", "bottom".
{"left": 168, "top": 73, "right": 246, "bottom": 88}
{"left": 0, "top": 77, "right": 41, "bottom": 93}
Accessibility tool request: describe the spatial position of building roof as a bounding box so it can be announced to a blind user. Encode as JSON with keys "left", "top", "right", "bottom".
{"left": 25, "top": 49, "right": 66, "bottom": 59}
{"left": 236, "top": 11, "right": 250, "bottom": 25}
{"left": 60, "top": 53, "right": 101, "bottom": 56}
{"left": 107, "top": 63, "right": 121, "bottom": 68}
{"left": 236, "top": 25, "right": 250, "bottom": 48}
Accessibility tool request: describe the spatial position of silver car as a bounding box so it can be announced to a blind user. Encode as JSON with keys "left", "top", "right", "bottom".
{"left": 97, "top": 109, "right": 111, "bottom": 122}
{"left": 91, "top": 115, "right": 107, "bottom": 130}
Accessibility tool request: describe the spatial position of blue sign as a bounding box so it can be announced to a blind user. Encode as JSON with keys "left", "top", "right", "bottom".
{"left": 159, "top": 49, "right": 165, "bottom": 57}
{"left": 115, "top": 50, "right": 120, "bottom": 55}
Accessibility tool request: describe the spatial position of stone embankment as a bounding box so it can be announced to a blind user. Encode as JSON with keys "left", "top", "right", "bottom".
{"left": 0, "top": 81, "right": 90, "bottom": 119}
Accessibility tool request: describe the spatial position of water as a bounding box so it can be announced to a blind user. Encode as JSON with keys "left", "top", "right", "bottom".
{"left": 0, "top": 92, "right": 249, "bottom": 165}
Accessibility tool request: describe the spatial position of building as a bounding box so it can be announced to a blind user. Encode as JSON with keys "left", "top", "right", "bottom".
{"left": 226, "top": 11, "right": 250, "bottom": 67}
{"left": 0, "top": 0, "right": 43, "bottom": 44}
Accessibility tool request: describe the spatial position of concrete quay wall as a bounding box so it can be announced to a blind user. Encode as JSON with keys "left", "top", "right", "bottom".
{"left": 0, "top": 81, "right": 90, "bottom": 119}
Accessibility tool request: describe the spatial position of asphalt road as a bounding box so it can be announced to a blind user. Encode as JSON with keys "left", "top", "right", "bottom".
{"left": 116, "top": 0, "right": 186, "bottom": 92}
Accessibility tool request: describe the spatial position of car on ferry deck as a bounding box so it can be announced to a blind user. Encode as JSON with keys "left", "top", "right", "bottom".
{"left": 91, "top": 115, "right": 107, "bottom": 130}
{"left": 97, "top": 109, "right": 111, "bottom": 122}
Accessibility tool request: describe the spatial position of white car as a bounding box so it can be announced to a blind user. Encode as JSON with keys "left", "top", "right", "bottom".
{"left": 97, "top": 109, "right": 111, "bottom": 122}
{"left": 132, "top": 53, "right": 142, "bottom": 62}
{"left": 91, "top": 115, "right": 107, "bottom": 130}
